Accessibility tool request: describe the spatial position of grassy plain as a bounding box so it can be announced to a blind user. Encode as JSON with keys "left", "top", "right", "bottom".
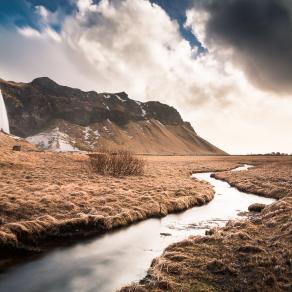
{"left": 0, "top": 133, "right": 221, "bottom": 265}
{"left": 1, "top": 132, "right": 291, "bottom": 291}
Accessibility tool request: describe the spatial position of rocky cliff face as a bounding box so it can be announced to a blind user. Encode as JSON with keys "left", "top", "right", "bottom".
{"left": 0, "top": 77, "right": 226, "bottom": 155}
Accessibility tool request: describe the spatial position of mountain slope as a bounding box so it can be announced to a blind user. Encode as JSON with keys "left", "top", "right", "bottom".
{"left": 0, "top": 77, "right": 226, "bottom": 155}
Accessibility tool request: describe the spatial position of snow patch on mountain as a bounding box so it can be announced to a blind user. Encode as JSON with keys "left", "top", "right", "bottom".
{"left": 83, "top": 126, "right": 101, "bottom": 145}
{"left": 115, "top": 94, "right": 126, "bottom": 102}
{"left": 27, "top": 127, "right": 78, "bottom": 152}
{"left": 135, "top": 100, "right": 147, "bottom": 117}
{"left": 83, "top": 126, "right": 91, "bottom": 140}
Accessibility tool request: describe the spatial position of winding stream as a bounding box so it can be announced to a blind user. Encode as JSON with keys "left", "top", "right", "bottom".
{"left": 0, "top": 165, "right": 276, "bottom": 292}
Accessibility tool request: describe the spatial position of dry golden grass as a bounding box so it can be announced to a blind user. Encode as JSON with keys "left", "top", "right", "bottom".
{"left": 89, "top": 150, "right": 145, "bottom": 176}
{"left": 0, "top": 133, "right": 224, "bottom": 263}
{"left": 121, "top": 160, "right": 292, "bottom": 292}
{"left": 213, "top": 161, "right": 292, "bottom": 199}
{"left": 1, "top": 131, "right": 291, "bottom": 284}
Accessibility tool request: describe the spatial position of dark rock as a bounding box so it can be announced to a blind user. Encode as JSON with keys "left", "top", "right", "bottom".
{"left": 205, "top": 229, "right": 215, "bottom": 235}
{"left": 12, "top": 145, "right": 21, "bottom": 151}
{"left": 238, "top": 245, "right": 265, "bottom": 253}
{"left": 160, "top": 233, "right": 172, "bottom": 236}
{"left": 207, "top": 260, "right": 236, "bottom": 275}
{"left": 248, "top": 203, "right": 266, "bottom": 212}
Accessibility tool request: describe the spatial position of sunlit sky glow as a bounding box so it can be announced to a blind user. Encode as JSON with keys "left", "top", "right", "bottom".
{"left": 1, "top": 0, "right": 292, "bottom": 154}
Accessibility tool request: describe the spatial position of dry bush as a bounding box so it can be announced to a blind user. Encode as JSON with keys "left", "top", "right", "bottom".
{"left": 88, "top": 150, "right": 145, "bottom": 176}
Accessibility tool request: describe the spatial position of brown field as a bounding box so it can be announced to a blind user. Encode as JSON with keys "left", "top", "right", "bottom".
{"left": 121, "top": 159, "right": 292, "bottom": 291}
{"left": 1, "top": 133, "right": 233, "bottom": 267}
{"left": 1, "top": 132, "right": 291, "bottom": 290}
{"left": 213, "top": 162, "right": 292, "bottom": 199}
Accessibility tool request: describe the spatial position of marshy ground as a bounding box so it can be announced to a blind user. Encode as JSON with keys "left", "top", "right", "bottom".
{"left": 0, "top": 133, "right": 221, "bottom": 266}
{"left": 122, "top": 159, "right": 292, "bottom": 292}
{"left": 0, "top": 133, "right": 291, "bottom": 291}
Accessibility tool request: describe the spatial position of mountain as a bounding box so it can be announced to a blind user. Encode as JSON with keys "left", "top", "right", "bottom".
{"left": 0, "top": 77, "right": 226, "bottom": 155}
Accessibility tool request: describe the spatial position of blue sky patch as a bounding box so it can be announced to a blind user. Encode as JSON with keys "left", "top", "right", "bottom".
{"left": 0, "top": 0, "right": 204, "bottom": 51}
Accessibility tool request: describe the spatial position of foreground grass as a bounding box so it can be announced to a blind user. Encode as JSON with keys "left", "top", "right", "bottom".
{"left": 0, "top": 134, "right": 220, "bottom": 266}
{"left": 121, "top": 160, "right": 292, "bottom": 291}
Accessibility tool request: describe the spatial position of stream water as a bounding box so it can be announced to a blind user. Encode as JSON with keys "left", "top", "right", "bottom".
{"left": 0, "top": 165, "right": 276, "bottom": 292}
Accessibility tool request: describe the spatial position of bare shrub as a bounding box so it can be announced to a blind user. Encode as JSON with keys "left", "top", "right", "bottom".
{"left": 88, "top": 150, "right": 145, "bottom": 176}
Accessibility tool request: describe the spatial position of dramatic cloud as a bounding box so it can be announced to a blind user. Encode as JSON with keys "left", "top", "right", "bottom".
{"left": 189, "top": 0, "right": 292, "bottom": 94}
{"left": 1, "top": 0, "right": 292, "bottom": 154}
{"left": 1, "top": 0, "right": 238, "bottom": 106}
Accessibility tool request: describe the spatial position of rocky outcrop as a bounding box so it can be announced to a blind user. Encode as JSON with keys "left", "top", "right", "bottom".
{"left": 0, "top": 77, "right": 226, "bottom": 155}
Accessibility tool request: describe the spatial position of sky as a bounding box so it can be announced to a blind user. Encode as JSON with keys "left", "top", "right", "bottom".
{"left": 0, "top": 0, "right": 292, "bottom": 154}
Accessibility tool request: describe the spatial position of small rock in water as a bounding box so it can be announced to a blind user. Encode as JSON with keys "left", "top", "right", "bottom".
{"left": 237, "top": 211, "right": 249, "bottom": 217}
{"left": 248, "top": 203, "right": 266, "bottom": 212}
{"left": 205, "top": 229, "right": 215, "bottom": 236}
{"left": 160, "top": 232, "right": 171, "bottom": 236}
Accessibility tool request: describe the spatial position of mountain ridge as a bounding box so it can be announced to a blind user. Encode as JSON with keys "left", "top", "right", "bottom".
{"left": 0, "top": 77, "right": 227, "bottom": 155}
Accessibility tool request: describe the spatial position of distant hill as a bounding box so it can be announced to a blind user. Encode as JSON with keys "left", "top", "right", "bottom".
{"left": 0, "top": 77, "right": 227, "bottom": 155}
